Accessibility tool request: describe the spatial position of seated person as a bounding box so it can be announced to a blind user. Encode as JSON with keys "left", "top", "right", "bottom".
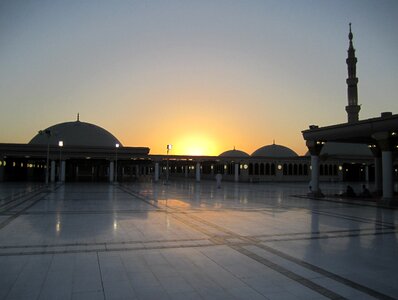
{"left": 360, "top": 184, "right": 372, "bottom": 198}
{"left": 345, "top": 185, "right": 356, "bottom": 197}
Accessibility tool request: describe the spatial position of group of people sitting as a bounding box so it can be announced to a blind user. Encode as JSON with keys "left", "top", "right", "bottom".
{"left": 341, "top": 184, "right": 372, "bottom": 198}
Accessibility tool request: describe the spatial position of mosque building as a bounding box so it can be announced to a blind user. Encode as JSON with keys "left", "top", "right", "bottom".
{"left": 0, "top": 25, "right": 396, "bottom": 190}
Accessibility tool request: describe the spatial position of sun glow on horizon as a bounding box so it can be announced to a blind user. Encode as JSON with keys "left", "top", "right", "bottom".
{"left": 172, "top": 134, "right": 221, "bottom": 156}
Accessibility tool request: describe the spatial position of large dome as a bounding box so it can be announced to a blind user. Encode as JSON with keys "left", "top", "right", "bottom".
{"left": 29, "top": 120, "right": 122, "bottom": 147}
{"left": 219, "top": 149, "right": 250, "bottom": 157}
{"left": 252, "top": 144, "right": 298, "bottom": 157}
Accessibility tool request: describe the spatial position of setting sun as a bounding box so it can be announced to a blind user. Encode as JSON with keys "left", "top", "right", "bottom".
{"left": 173, "top": 134, "right": 221, "bottom": 156}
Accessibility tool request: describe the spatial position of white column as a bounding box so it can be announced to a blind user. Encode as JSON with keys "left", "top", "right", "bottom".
{"left": 311, "top": 155, "right": 320, "bottom": 193}
{"left": 234, "top": 163, "right": 239, "bottom": 182}
{"left": 109, "top": 161, "right": 114, "bottom": 182}
{"left": 60, "top": 161, "right": 65, "bottom": 182}
{"left": 154, "top": 162, "right": 159, "bottom": 182}
{"left": 50, "top": 160, "right": 56, "bottom": 183}
{"left": 374, "top": 157, "right": 382, "bottom": 192}
{"left": 382, "top": 151, "right": 393, "bottom": 199}
{"left": 195, "top": 162, "right": 201, "bottom": 182}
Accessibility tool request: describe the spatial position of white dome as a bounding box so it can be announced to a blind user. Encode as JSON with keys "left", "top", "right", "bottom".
{"left": 252, "top": 144, "right": 298, "bottom": 157}
{"left": 219, "top": 149, "right": 250, "bottom": 157}
{"left": 29, "top": 120, "right": 122, "bottom": 147}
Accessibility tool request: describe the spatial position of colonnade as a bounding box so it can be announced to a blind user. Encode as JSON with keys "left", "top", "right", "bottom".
{"left": 49, "top": 160, "right": 66, "bottom": 183}
{"left": 152, "top": 161, "right": 242, "bottom": 183}
{"left": 307, "top": 133, "right": 396, "bottom": 200}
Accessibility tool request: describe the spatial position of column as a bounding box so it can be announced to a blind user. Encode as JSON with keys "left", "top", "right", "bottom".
{"left": 0, "top": 164, "right": 4, "bottom": 181}
{"left": 60, "top": 160, "right": 66, "bottom": 182}
{"left": 50, "top": 160, "right": 56, "bottom": 183}
{"left": 374, "top": 157, "right": 382, "bottom": 192}
{"left": 365, "top": 165, "right": 369, "bottom": 182}
{"left": 109, "top": 161, "right": 114, "bottom": 182}
{"left": 369, "top": 145, "right": 382, "bottom": 193}
{"left": 234, "top": 163, "right": 239, "bottom": 182}
{"left": 372, "top": 132, "right": 394, "bottom": 200}
{"left": 310, "top": 155, "right": 319, "bottom": 192}
{"left": 306, "top": 140, "right": 324, "bottom": 196}
{"left": 136, "top": 166, "right": 139, "bottom": 177}
{"left": 154, "top": 162, "right": 159, "bottom": 182}
{"left": 382, "top": 151, "right": 393, "bottom": 199}
{"left": 76, "top": 166, "right": 79, "bottom": 181}
{"left": 184, "top": 166, "right": 188, "bottom": 178}
{"left": 195, "top": 162, "right": 201, "bottom": 182}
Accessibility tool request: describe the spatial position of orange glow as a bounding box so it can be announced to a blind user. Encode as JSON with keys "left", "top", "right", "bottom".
{"left": 156, "top": 199, "right": 191, "bottom": 208}
{"left": 173, "top": 134, "right": 220, "bottom": 156}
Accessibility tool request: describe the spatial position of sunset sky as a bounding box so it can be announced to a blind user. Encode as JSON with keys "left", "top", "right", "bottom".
{"left": 1, "top": 1, "right": 397, "bottom": 156}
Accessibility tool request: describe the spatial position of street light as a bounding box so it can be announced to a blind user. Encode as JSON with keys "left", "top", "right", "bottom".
{"left": 39, "top": 129, "right": 51, "bottom": 185}
{"left": 115, "top": 143, "right": 119, "bottom": 182}
{"left": 166, "top": 144, "right": 172, "bottom": 184}
{"left": 58, "top": 141, "right": 63, "bottom": 182}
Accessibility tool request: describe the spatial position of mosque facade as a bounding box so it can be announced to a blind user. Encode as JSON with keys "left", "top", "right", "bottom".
{"left": 0, "top": 120, "right": 380, "bottom": 184}
{"left": 0, "top": 25, "right": 397, "bottom": 188}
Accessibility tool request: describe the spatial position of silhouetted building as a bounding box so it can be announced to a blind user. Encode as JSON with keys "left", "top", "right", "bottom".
{"left": 303, "top": 25, "right": 398, "bottom": 200}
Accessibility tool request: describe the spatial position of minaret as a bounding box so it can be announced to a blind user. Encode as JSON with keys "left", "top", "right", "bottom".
{"left": 345, "top": 23, "right": 360, "bottom": 123}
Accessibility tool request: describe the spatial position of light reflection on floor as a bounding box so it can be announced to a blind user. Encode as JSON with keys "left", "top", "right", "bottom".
{"left": 0, "top": 180, "right": 396, "bottom": 300}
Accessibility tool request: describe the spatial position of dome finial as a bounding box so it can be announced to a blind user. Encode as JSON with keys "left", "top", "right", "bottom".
{"left": 233, "top": 145, "right": 236, "bottom": 150}
{"left": 273, "top": 139, "right": 275, "bottom": 145}
{"left": 77, "top": 113, "right": 80, "bottom": 122}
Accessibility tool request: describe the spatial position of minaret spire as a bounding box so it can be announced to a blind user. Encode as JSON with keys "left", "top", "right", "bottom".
{"left": 345, "top": 23, "right": 360, "bottom": 123}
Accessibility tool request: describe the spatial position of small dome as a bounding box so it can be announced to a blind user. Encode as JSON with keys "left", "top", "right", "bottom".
{"left": 305, "top": 142, "right": 372, "bottom": 157}
{"left": 252, "top": 144, "right": 298, "bottom": 157}
{"left": 219, "top": 149, "right": 250, "bottom": 157}
{"left": 29, "top": 120, "right": 122, "bottom": 147}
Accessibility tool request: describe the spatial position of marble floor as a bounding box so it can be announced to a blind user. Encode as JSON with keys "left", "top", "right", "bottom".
{"left": 0, "top": 180, "right": 397, "bottom": 300}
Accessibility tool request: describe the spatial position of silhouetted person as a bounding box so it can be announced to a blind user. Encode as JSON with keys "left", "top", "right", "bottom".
{"left": 215, "top": 173, "right": 222, "bottom": 189}
{"left": 346, "top": 185, "right": 356, "bottom": 197}
{"left": 360, "top": 184, "right": 372, "bottom": 198}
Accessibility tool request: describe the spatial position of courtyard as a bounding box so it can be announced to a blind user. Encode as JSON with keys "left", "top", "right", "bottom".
{"left": 0, "top": 181, "right": 397, "bottom": 300}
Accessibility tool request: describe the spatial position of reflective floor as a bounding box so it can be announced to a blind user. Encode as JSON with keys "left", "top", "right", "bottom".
{"left": 0, "top": 181, "right": 397, "bottom": 300}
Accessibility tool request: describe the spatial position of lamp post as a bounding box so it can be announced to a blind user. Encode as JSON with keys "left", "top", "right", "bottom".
{"left": 39, "top": 129, "right": 52, "bottom": 185}
{"left": 115, "top": 143, "right": 119, "bottom": 182}
{"left": 166, "top": 144, "right": 172, "bottom": 184}
{"left": 58, "top": 141, "right": 63, "bottom": 182}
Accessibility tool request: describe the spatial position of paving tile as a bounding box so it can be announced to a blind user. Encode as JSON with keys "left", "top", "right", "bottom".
{"left": 0, "top": 181, "right": 397, "bottom": 300}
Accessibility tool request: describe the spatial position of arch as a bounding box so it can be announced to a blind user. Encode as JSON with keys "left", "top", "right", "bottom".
{"left": 283, "top": 163, "right": 287, "bottom": 175}
{"left": 254, "top": 163, "right": 259, "bottom": 175}
{"left": 271, "top": 164, "right": 276, "bottom": 175}
{"left": 260, "top": 163, "right": 265, "bottom": 175}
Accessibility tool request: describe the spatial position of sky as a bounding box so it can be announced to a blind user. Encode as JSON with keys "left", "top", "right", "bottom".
{"left": 1, "top": 0, "right": 397, "bottom": 156}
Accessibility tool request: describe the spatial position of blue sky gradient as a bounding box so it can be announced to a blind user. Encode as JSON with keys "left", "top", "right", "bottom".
{"left": 1, "top": 0, "right": 397, "bottom": 155}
